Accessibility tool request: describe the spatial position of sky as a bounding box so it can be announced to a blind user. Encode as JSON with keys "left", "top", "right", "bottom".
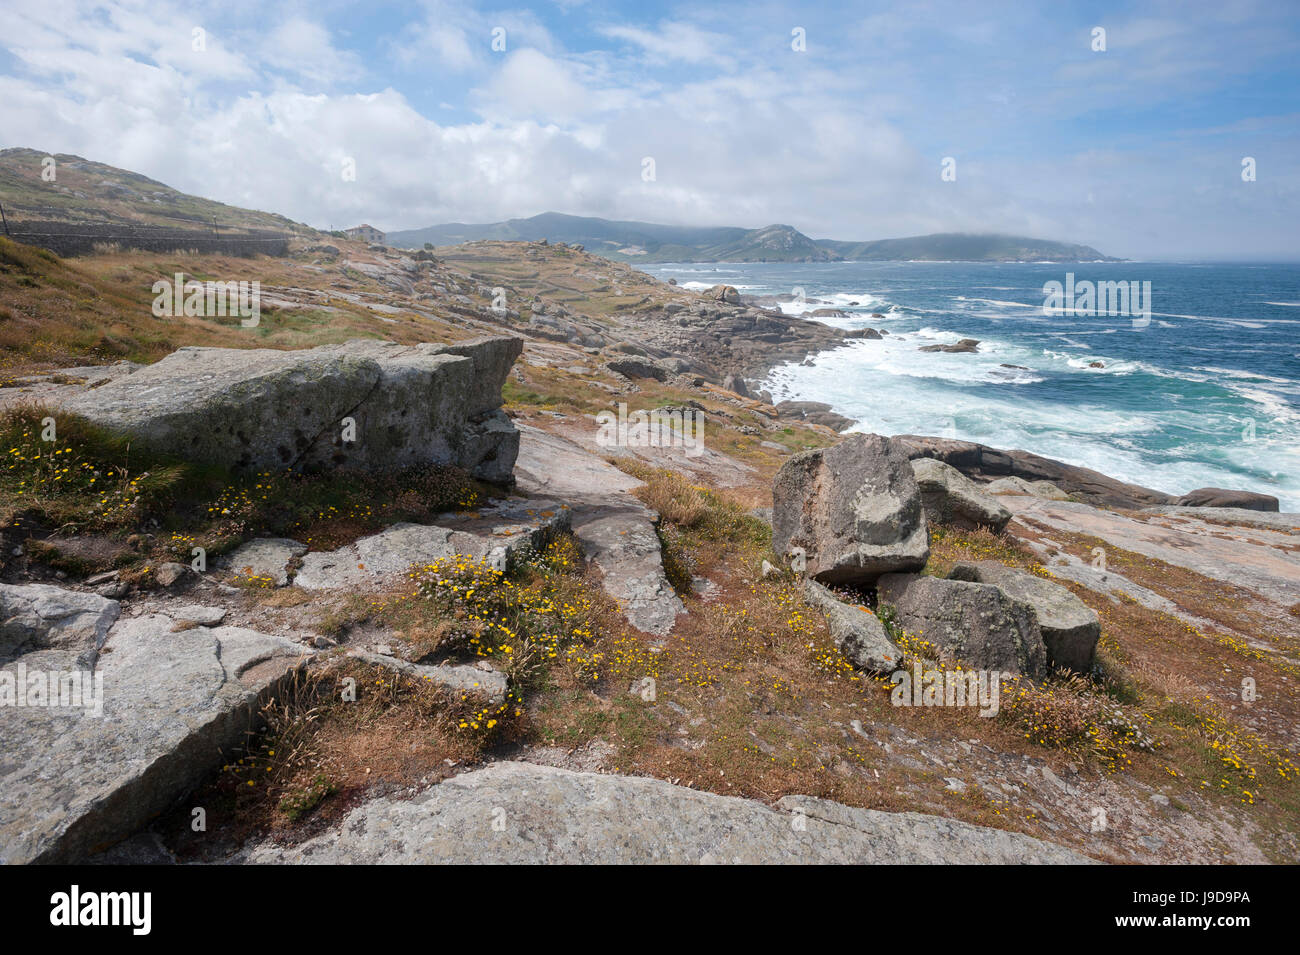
{"left": 1, "top": 0, "right": 1297, "bottom": 260}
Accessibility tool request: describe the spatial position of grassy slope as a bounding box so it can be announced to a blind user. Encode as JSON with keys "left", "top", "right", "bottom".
{"left": 0, "top": 147, "right": 310, "bottom": 231}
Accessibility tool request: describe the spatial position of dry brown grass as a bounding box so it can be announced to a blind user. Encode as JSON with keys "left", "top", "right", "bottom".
{"left": 161, "top": 657, "right": 525, "bottom": 857}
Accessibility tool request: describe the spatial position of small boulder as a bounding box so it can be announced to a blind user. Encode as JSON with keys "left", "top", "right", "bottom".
{"left": 876, "top": 573, "right": 1047, "bottom": 677}
{"left": 154, "top": 562, "right": 189, "bottom": 588}
{"left": 773, "top": 433, "right": 929, "bottom": 587}
{"left": 606, "top": 358, "right": 668, "bottom": 382}
{"left": 911, "top": 458, "right": 1012, "bottom": 532}
{"left": 803, "top": 580, "right": 901, "bottom": 672}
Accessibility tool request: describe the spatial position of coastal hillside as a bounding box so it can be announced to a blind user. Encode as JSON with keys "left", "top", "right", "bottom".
{"left": 0, "top": 147, "right": 309, "bottom": 233}
{"left": 388, "top": 212, "right": 1115, "bottom": 263}
{"left": 0, "top": 163, "right": 1297, "bottom": 866}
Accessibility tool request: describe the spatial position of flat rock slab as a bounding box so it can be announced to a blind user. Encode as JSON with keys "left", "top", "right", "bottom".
{"left": 166, "top": 604, "right": 228, "bottom": 627}
{"left": 0, "top": 612, "right": 310, "bottom": 864}
{"left": 0, "top": 583, "right": 120, "bottom": 667}
{"left": 294, "top": 499, "right": 570, "bottom": 591}
{"left": 1008, "top": 497, "right": 1300, "bottom": 608}
{"left": 246, "top": 761, "right": 1093, "bottom": 864}
{"left": 515, "top": 425, "right": 685, "bottom": 635}
{"left": 571, "top": 505, "right": 686, "bottom": 635}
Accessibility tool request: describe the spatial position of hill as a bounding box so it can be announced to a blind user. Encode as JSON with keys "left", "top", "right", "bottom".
{"left": 0, "top": 147, "right": 310, "bottom": 233}
{"left": 389, "top": 212, "right": 1118, "bottom": 263}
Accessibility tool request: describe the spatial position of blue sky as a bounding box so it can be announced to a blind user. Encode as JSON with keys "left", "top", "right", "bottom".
{"left": 1, "top": 0, "right": 1298, "bottom": 258}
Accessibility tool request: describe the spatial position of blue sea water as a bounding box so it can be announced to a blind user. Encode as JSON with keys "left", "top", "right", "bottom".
{"left": 644, "top": 261, "right": 1300, "bottom": 511}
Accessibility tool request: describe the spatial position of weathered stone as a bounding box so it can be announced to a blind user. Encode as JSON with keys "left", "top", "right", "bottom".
{"left": 294, "top": 499, "right": 570, "bottom": 591}
{"left": 722, "top": 374, "right": 749, "bottom": 397}
{"left": 59, "top": 336, "right": 523, "bottom": 485}
{"left": 0, "top": 613, "right": 310, "bottom": 864}
{"left": 911, "top": 458, "right": 1012, "bottom": 532}
{"left": 154, "top": 562, "right": 189, "bottom": 587}
{"left": 775, "top": 400, "right": 856, "bottom": 432}
{"left": 876, "top": 573, "right": 1047, "bottom": 677}
{"left": 606, "top": 358, "right": 668, "bottom": 382}
{"left": 804, "top": 580, "right": 901, "bottom": 672}
{"left": 947, "top": 562, "right": 1100, "bottom": 673}
{"left": 0, "top": 583, "right": 120, "bottom": 667}
{"left": 703, "top": 284, "right": 742, "bottom": 305}
{"left": 167, "top": 604, "right": 228, "bottom": 627}
{"left": 773, "top": 433, "right": 929, "bottom": 587}
{"left": 245, "top": 761, "right": 1093, "bottom": 864}
{"left": 220, "top": 538, "right": 308, "bottom": 587}
{"left": 985, "top": 476, "right": 1070, "bottom": 501}
{"left": 514, "top": 425, "right": 685, "bottom": 636}
{"left": 573, "top": 509, "right": 685, "bottom": 635}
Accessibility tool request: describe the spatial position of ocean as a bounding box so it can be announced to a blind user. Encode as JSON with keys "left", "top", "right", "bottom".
{"left": 644, "top": 261, "right": 1300, "bottom": 511}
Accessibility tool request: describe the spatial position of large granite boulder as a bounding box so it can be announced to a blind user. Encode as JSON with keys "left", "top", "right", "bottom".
{"left": 1175, "top": 487, "right": 1280, "bottom": 513}
{"left": 246, "top": 761, "right": 1093, "bottom": 864}
{"left": 911, "top": 458, "right": 1012, "bottom": 532}
{"left": 0, "top": 608, "right": 311, "bottom": 864}
{"left": 0, "top": 583, "right": 120, "bottom": 668}
{"left": 59, "top": 336, "right": 524, "bottom": 485}
{"left": 876, "top": 573, "right": 1047, "bottom": 677}
{"left": 947, "top": 562, "right": 1100, "bottom": 673}
{"left": 773, "top": 433, "right": 929, "bottom": 586}
{"left": 803, "top": 580, "right": 901, "bottom": 672}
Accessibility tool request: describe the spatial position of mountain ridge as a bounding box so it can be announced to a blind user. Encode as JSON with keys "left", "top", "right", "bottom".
{"left": 389, "top": 212, "right": 1121, "bottom": 263}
